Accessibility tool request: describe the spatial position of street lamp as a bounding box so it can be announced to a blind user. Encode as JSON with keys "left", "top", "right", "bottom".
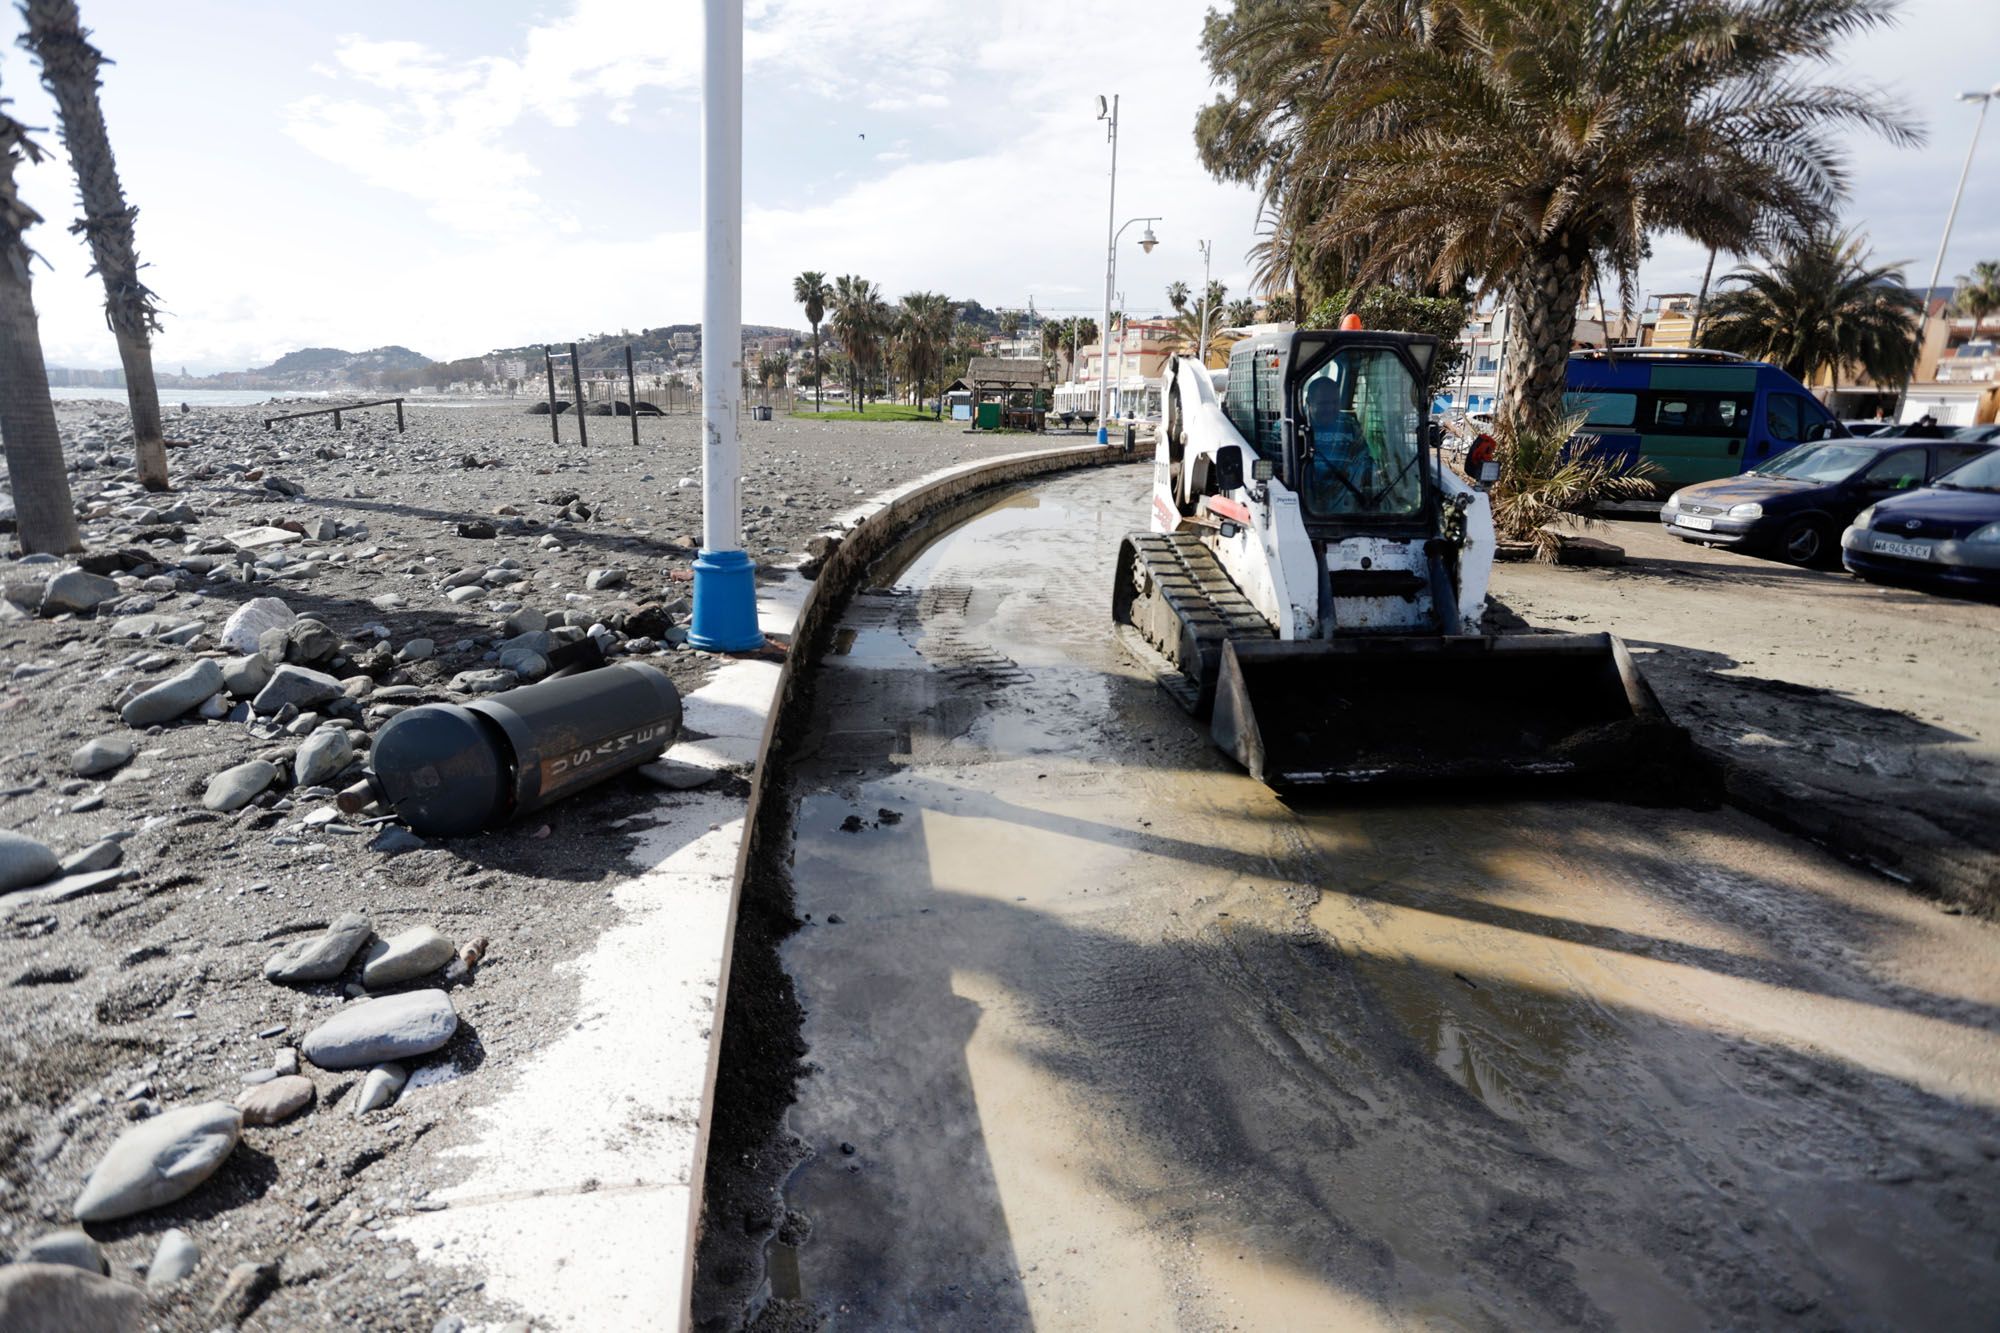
{"left": 1907, "top": 83, "right": 2000, "bottom": 416}
{"left": 1196, "top": 238, "right": 1213, "bottom": 364}
{"left": 688, "top": 0, "right": 762, "bottom": 651}
{"left": 1100, "top": 215, "right": 1159, "bottom": 433}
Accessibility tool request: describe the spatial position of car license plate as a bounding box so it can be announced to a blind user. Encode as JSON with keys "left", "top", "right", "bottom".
{"left": 1678, "top": 514, "right": 1714, "bottom": 531}
{"left": 1871, "top": 537, "right": 1933, "bottom": 560}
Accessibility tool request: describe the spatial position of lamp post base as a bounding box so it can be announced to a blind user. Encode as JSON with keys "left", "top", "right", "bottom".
{"left": 687, "top": 548, "right": 764, "bottom": 652}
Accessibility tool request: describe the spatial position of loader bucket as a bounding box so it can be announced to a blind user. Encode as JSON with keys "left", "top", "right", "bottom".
{"left": 1211, "top": 633, "right": 1674, "bottom": 791}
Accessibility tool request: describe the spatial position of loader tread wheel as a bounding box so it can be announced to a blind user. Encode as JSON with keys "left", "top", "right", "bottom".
{"left": 1111, "top": 531, "right": 1272, "bottom": 718}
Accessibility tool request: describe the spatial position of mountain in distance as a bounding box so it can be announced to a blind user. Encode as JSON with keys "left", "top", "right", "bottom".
{"left": 169, "top": 345, "right": 433, "bottom": 391}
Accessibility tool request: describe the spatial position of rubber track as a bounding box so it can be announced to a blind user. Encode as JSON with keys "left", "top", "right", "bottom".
{"left": 1123, "top": 531, "right": 1272, "bottom": 715}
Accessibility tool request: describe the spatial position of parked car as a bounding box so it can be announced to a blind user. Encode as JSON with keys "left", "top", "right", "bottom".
{"left": 1952, "top": 423, "right": 2000, "bottom": 444}
{"left": 1660, "top": 435, "right": 1994, "bottom": 566}
{"left": 1565, "top": 348, "right": 1845, "bottom": 495}
{"left": 1841, "top": 447, "right": 2000, "bottom": 594}
{"left": 1841, "top": 420, "right": 1897, "bottom": 437}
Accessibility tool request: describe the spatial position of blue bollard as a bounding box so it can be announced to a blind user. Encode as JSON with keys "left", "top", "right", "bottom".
{"left": 687, "top": 548, "right": 764, "bottom": 651}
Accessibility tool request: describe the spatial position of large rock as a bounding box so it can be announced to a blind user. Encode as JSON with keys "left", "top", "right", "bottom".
{"left": 71, "top": 1101, "right": 242, "bottom": 1222}
{"left": 285, "top": 618, "right": 340, "bottom": 664}
{"left": 218, "top": 596, "right": 295, "bottom": 653}
{"left": 0, "top": 830, "right": 60, "bottom": 893}
{"left": 221, "top": 654, "right": 273, "bottom": 699}
{"left": 145, "top": 1229, "right": 200, "bottom": 1289}
{"left": 294, "top": 728, "right": 356, "bottom": 787}
{"left": 203, "top": 760, "right": 277, "bottom": 813}
{"left": 361, "top": 926, "right": 454, "bottom": 988}
{"left": 300, "top": 989, "right": 457, "bottom": 1070}
{"left": 234, "top": 1075, "right": 314, "bottom": 1126}
{"left": 21, "top": 1228, "right": 107, "bottom": 1274}
{"left": 71, "top": 735, "right": 135, "bottom": 778}
{"left": 449, "top": 669, "right": 515, "bottom": 694}
{"left": 0, "top": 1264, "right": 143, "bottom": 1332}
{"left": 252, "top": 664, "right": 343, "bottom": 715}
{"left": 264, "top": 912, "right": 371, "bottom": 983}
{"left": 120, "top": 658, "right": 224, "bottom": 726}
{"left": 40, "top": 567, "right": 120, "bottom": 616}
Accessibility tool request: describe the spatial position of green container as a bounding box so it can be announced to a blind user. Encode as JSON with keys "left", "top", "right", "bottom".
{"left": 976, "top": 402, "right": 1002, "bottom": 430}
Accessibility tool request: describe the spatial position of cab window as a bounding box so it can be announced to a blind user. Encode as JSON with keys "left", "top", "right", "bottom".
{"left": 1295, "top": 347, "right": 1425, "bottom": 519}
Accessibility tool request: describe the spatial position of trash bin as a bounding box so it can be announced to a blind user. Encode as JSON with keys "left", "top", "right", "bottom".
{"left": 753, "top": 405, "right": 772, "bottom": 421}
{"left": 975, "top": 402, "right": 1002, "bottom": 431}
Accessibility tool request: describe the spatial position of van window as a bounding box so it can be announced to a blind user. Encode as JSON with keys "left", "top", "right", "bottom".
{"left": 1765, "top": 393, "right": 1812, "bottom": 445}
{"left": 1563, "top": 391, "right": 1637, "bottom": 427}
{"left": 1644, "top": 391, "right": 1753, "bottom": 436}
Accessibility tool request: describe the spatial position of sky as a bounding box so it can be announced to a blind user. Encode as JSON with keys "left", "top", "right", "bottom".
{"left": 0, "top": 0, "right": 1995, "bottom": 375}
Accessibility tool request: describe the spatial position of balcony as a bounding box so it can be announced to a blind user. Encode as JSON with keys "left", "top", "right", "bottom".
{"left": 1936, "top": 353, "right": 2000, "bottom": 384}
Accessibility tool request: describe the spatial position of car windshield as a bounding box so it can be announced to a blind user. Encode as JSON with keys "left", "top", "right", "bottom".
{"left": 1296, "top": 347, "right": 1425, "bottom": 519}
{"left": 1933, "top": 450, "right": 2000, "bottom": 492}
{"left": 1753, "top": 442, "right": 1877, "bottom": 483}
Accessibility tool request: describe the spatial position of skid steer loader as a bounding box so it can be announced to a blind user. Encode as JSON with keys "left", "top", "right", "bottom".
{"left": 1112, "top": 324, "right": 1676, "bottom": 790}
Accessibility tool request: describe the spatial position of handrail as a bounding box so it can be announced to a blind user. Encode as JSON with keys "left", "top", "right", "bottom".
{"left": 262, "top": 397, "right": 405, "bottom": 432}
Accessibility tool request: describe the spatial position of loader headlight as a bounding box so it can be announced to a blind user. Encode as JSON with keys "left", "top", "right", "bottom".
{"left": 1726, "top": 502, "right": 1763, "bottom": 519}
{"left": 1968, "top": 522, "right": 2000, "bottom": 544}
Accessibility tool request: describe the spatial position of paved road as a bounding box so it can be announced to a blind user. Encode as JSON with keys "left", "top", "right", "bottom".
{"left": 765, "top": 468, "right": 2000, "bottom": 1331}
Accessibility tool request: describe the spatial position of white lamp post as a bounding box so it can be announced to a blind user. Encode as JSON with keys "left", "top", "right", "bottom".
{"left": 1098, "top": 216, "right": 1158, "bottom": 433}
{"left": 1196, "top": 238, "right": 1213, "bottom": 364}
{"left": 688, "top": 0, "right": 762, "bottom": 651}
{"left": 1907, "top": 84, "right": 1999, "bottom": 415}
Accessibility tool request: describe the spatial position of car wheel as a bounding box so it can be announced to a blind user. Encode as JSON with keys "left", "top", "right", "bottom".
{"left": 1778, "top": 516, "right": 1833, "bottom": 567}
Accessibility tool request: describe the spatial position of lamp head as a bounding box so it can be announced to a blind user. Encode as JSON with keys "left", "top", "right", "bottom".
{"left": 1139, "top": 223, "right": 1158, "bottom": 254}
{"left": 1096, "top": 95, "right": 1108, "bottom": 119}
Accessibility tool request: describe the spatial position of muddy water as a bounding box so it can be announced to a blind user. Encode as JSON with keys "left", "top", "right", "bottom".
{"left": 770, "top": 467, "right": 2000, "bottom": 1331}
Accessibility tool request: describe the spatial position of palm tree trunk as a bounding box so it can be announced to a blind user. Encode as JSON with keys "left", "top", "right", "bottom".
{"left": 811, "top": 324, "right": 821, "bottom": 412}
{"left": 1501, "top": 245, "right": 1589, "bottom": 433}
{"left": 1689, "top": 246, "right": 1718, "bottom": 346}
{"left": 22, "top": 0, "right": 169, "bottom": 491}
{"left": 0, "top": 114, "right": 81, "bottom": 554}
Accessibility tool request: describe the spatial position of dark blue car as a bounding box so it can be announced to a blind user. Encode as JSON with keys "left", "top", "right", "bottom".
{"left": 1841, "top": 447, "right": 2000, "bottom": 594}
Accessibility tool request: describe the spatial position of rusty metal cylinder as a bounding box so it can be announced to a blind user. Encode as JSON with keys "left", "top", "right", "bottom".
{"left": 362, "top": 663, "right": 683, "bottom": 836}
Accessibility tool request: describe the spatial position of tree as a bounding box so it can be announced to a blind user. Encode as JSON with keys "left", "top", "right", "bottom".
{"left": 757, "top": 351, "right": 789, "bottom": 406}
{"left": 792, "top": 270, "right": 830, "bottom": 410}
{"left": 1702, "top": 229, "right": 1922, "bottom": 393}
{"left": 1956, "top": 260, "right": 2000, "bottom": 334}
{"left": 1166, "top": 280, "right": 1190, "bottom": 314}
{"left": 1306, "top": 286, "right": 1470, "bottom": 398}
{"left": 21, "top": 0, "right": 167, "bottom": 490}
{"left": 1197, "top": 0, "right": 1917, "bottom": 432}
{"left": 1224, "top": 297, "right": 1257, "bottom": 328}
{"left": 0, "top": 107, "right": 80, "bottom": 552}
{"left": 830, "top": 274, "right": 882, "bottom": 406}
{"left": 893, "top": 292, "right": 956, "bottom": 408}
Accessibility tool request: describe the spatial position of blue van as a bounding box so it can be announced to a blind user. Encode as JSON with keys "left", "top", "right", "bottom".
{"left": 1564, "top": 349, "right": 1844, "bottom": 493}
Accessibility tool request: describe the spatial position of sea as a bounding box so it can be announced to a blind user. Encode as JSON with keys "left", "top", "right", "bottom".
{"left": 50, "top": 386, "right": 313, "bottom": 407}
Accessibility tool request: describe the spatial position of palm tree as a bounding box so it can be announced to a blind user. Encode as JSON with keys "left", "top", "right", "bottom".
{"left": 1166, "top": 280, "right": 1190, "bottom": 314}
{"left": 21, "top": 0, "right": 167, "bottom": 491}
{"left": 1198, "top": 0, "right": 1916, "bottom": 432}
{"left": 0, "top": 106, "right": 81, "bottom": 553}
{"left": 1702, "top": 229, "right": 1922, "bottom": 393}
{"left": 894, "top": 292, "right": 956, "bottom": 408}
{"left": 792, "top": 270, "right": 831, "bottom": 411}
{"left": 830, "top": 274, "right": 882, "bottom": 407}
{"left": 1956, "top": 260, "right": 2000, "bottom": 335}
{"left": 1224, "top": 297, "right": 1257, "bottom": 328}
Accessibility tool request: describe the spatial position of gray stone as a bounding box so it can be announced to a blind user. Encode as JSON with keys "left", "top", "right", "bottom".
{"left": 638, "top": 758, "right": 721, "bottom": 791}
{"left": 70, "top": 735, "right": 134, "bottom": 778}
{"left": 221, "top": 653, "right": 274, "bottom": 698}
{"left": 498, "top": 648, "right": 548, "bottom": 681}
{"left": 203, "top": 760, "right": 277, "bottom": 813}
{"left": 586, "top": 567, "right": 628, "bottom": 591}
{"left": 234, "top": 1074, "right": 314, "bottom": 1126}
{"left": 285, "top": 618, "right": 340, "bottom": 664}
{"left": 308, "top": 516, "right": 339, "bottom": 541}
{"left": 449, "top": 669, "right": 515, "bottom": 694}
{"left": 504, "top": 607, "right": 547, "bottom": 636}
{"left": 496, "top": 629, "right": 551, "bottom": 656}
{"left": 71, "top": 1100, "right": 242, "bottom": 1222}
{"left": 352, "top": 1062, "right": 408, "bottom": 1114}
{"left": 41, "top": 567, "right": 120, "bottom": 615}
{"left": 0, "top": 1263, "right": 143, "bottom": 1331}
{"left": 59, "top": 837, "right": 124, "bottom": 875}
{"left": 120, "top": 658, "right": 224, "bottom": 726}
{"left": 362, "top": 926, "right": 454, "bottom": 988}
{"left": 264, "top": 912, "right": 372, "bottom": 983}
{"left": 442, "top": 567, "right": 484, "bottom": 589}
{"left": 0, "top": 829, "right": 60, "bottom": 893}
{"left": 2, "top": 867, "right": 125, "bottom": 908}
{"left": 145, "top": 1228, "right": 200, "bottom": 1289}
{"left": 300, "top": 989, "right": 457, "bottom": 1070}
{"left": 252, "top": 664, "right": 343, "bottom": 714}
{"left": 293, "top": 728, "right": 356, "bottom": 787}
{"left": 21, "top": 1228, "right": 107, "bottom": 1274}
{"left": 219, "top": 596, "right": 294, "bottom": 653}
{"left": 445, "top": 585, "right": 484, "bottom": 605}
{"left": 396, "top": 638, "right": 435, "bottom": 663}
{"left": 369, "top": 826, "right": 427, "bottom": 855}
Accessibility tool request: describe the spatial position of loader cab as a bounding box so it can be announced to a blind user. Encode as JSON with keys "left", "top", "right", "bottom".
{"left": 1223, "top": 328, "right": 1441, "bottom": 537}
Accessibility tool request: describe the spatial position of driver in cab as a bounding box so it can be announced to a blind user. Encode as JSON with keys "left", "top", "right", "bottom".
{"left": 1302, "top": 372, "right": 1376, "bottom": 514}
